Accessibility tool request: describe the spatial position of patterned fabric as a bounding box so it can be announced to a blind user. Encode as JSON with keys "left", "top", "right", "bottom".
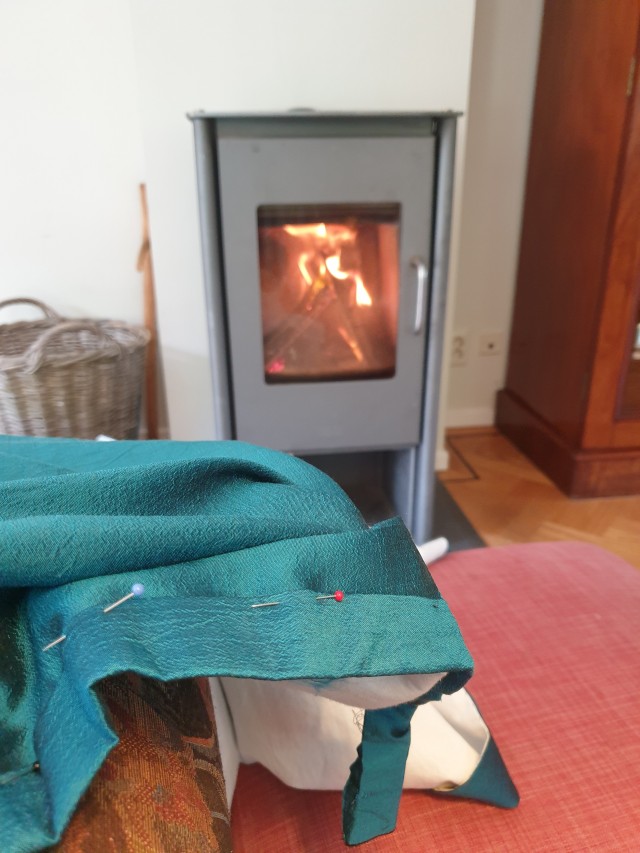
{"left": 55, "top": 675, "right": 231, "bottom": 853}
{"left": 231, "top": 542, "right": 640, "bottom": 852}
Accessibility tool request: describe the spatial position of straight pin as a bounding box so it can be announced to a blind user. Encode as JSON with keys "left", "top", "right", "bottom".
{"left": 42, "top": 634, "right": 66, "bottom": 652}
{"left": 103, "top": 582, "right": 145, "bottom": 613}
{"left": 316, "top": 590, "right": 345, "bottom": 602}
{"left": 250, "top": 601, "right": 280, "bottom": 608}
{"left": 43, "top": 582, "right": 146, "bottom": 653}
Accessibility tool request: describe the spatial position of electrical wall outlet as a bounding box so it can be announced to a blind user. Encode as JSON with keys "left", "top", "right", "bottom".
{"left": 478, "top": 332, "right": 504, "bottom": 356}
{"left": 451, "top": 331, "right": 468, "bottom": 366}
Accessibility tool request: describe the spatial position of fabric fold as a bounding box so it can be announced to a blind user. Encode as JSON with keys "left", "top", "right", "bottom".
{"left": 342, "top": 703, "right": 416, "bottom": 845}
{"left": 437, "top": 734, "right": 519, "bottom": 809}
{"left": 0, "top": 437, "right": 479, "bottom": 852}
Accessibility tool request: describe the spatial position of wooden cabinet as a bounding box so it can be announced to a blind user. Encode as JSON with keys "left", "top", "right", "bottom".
{"left": 497, "top": 0, "right": 640, "bottom": 497}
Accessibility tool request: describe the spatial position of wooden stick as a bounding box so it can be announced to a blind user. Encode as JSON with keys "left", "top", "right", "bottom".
{"left": 138, "top": 184, "right": 159, "bottom": 439}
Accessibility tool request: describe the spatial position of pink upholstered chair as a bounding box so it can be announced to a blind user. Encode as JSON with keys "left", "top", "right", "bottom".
{"left": 231, "top": 542, "right": 640, "bottom": 851}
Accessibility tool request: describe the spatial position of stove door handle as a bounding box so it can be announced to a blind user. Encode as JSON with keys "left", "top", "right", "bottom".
{"left": 410, "top": 256, "right": 428, "bottom": 334}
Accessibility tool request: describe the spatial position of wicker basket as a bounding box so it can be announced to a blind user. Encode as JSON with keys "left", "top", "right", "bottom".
{"left": 0, "top": 298, "right": 150, "bottom": 439}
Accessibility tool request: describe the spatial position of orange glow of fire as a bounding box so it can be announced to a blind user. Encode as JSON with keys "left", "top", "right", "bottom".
{"left": 337, "top": 326, "right": 364, "bottom": 362}
{"left": 326, "top": 252, "right": 373, "bottom": 306}
{"left": 286, "top": 222, "right": 373, "bottom": 307}
{"left": 297, "top": 253, "right": 313, "bottom": 286}
{"left": 354, "top": 275, "right": 373, "bottom": 307}
{"left": 284, "top": 223, "right": 328, "bottom": 238}
{"left": 325, "top": 254, "right": 348, "bottom": 280}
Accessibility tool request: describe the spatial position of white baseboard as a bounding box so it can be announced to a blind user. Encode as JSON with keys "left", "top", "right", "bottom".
{"left": 445, "top": 407, "right": 495, "bottom": 429}
{"left": 435, "top": 447, "right": 450, "bottom": 472}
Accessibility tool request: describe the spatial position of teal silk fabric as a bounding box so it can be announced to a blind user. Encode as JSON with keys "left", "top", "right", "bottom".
{"left": 343, "top": 703, "right": 418, "bottom": 844}
{"left": 0, "top": 436, "right": 473, "bottom": 850}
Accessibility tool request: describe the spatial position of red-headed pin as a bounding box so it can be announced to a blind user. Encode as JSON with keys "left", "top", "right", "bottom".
{"left": 316, "top": 590, "right": 345, "bottom": 602}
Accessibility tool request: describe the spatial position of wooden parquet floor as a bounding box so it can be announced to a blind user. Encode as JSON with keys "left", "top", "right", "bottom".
{"left": 439, "top": 428, "right": 640, "bottom": 570}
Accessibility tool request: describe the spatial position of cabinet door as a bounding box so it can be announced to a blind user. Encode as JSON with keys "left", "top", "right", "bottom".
{"left": 618, "top": 298, "right": 640, "bottom": 421}
{"left": 217, "top": 127, "right": 434, "bottom": 453}
{"left": 583, "top": 37, "right": 640, "bottom": 450}
{"left": 505, "top": 0, "right": 640, "bottom": 449}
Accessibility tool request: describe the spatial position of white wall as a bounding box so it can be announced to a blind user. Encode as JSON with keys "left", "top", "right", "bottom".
{"left": 0, "top": 1, "right": 543, "bottom": 448}
{"left": 0, "top": 1, "right": 145, "bottom": 325}
{"left": 444, "top": 0, "right": 543, "bottom": 428}
{"left": 128, "top": 0, "right": 476, "bottom": 440}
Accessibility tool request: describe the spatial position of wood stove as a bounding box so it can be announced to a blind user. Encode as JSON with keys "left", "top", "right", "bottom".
{"left": 190, "top": 112, "right": 458, "bottom": 541}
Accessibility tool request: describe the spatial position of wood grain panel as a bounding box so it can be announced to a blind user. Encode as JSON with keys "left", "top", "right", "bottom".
{"left": 496, "top": 389, "right": 576, "bottom": 493}
{"left": 506, "top": 0, "right": 640, "bottom": 446}
{"left": 620, "top": 359, "right": 640, "bottom": 419}
{"left": 497, "top": 388, "right": 640, "bottom": 496}
{"left": 582, "top": 44, "right": 640, "bottom": 447}
{"left": 440, "top": 431, "right": 640, "bottom": 570}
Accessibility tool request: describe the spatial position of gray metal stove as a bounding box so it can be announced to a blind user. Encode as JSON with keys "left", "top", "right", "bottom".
{"left": 190, "top": 111, "right": 459, "bottom": 541}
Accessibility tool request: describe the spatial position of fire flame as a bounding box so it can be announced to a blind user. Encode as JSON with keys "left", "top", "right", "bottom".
{"left": 355, "top": 275, "right": 373, "bottom": 307}
{"left": 325, "top": 254, "right": 348, "bottom": 280}
{"left": 286, "top": 222, "right": 373, "bottom": 307}
{"left": 284, "top": 223, "right": 328, "bottom": 238}
{"left": 297, "top": 253, "right": 313, "bottom": 286}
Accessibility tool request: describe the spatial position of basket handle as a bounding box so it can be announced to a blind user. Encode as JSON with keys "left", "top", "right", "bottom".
{"left": 23, "top": 321, "right": 122, "bottom": 374}
{"left": 0, "top": 298, "right": 62, "bottom": 320}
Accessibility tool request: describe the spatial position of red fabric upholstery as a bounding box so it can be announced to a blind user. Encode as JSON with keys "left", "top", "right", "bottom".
{"left": 231, "top": 542, "right": 640, "bottom": 851}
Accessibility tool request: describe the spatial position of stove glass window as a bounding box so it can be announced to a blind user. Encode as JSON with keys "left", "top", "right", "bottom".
{"left": 257, "top": 203, "right": 400, "bottom": 383}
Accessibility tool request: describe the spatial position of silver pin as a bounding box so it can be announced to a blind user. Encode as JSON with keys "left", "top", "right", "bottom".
{"left": 43, "top": 582, "right": 145, "bottom": 651}
{"left": 103, "top": 582, "right": 145, "bottom": 613}
{"left": 251, "top": 589, "right": 346, "bottom": 608}
{"left": 42, "top": 634, "right": 67, "bottom": 652}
